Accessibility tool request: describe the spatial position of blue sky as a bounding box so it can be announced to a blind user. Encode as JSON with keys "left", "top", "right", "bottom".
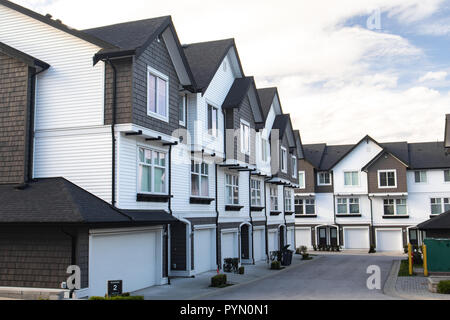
{"left": 11, "top": 0, "right": 450, "bottom": 144}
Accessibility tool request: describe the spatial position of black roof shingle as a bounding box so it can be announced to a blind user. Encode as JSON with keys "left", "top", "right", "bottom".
{"left": 417, "top": 210, "right": 450, "bottom": 230}
{"left": 222, "top": 77, "right": 253, "bottom": 109}
{"left": 257, "top": 88, "right": 277, "bottom": 119}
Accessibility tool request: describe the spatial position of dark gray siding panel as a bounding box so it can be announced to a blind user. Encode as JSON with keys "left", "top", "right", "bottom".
{"left": 132, "top": 38, "right": 181, "bottom": 135}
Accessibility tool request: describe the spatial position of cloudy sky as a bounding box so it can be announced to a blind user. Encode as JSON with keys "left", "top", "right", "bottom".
{"left": 13, "top": 0, "right": 450, "bottom": 145}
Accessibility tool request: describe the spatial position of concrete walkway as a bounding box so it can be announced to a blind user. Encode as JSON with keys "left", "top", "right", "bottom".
{"left": 133, "top": 254, "right": 315, "bottom": 300}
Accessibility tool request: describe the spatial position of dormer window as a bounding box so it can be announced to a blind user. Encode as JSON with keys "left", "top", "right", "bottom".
{"left": 240, "top": 120, "right": 250, "bottom": 155}
{"left": 414, "top": 170, "right": 427, "bottom": 183}
{"left": 317, "top": 172, "right": 331, "bottom": 186}
{"left": 207, "top": 104, "right": 218, "bottom": 137}
{"left": 147, "top": 66, "right": 169, "bottom": 122}
{"left": 179, "top": 94, "right": 186, "bottom": 126}
{"left": 281, "top": 147, "right": 287, "bottom": 173}
{"left": 378, "top": 170, "right": 397, "bottom": 188}
{"left": 291, "top": 156, "right": 297, "bottom": 178}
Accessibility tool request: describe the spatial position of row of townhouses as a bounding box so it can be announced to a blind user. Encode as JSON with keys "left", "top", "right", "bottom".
{"left": 0, "top": 0, "right": 300, "bottom": 297}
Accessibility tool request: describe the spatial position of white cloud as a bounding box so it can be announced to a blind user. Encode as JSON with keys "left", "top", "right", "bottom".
{"left": 419, "top": 71, "right": 448, "bottom": 82}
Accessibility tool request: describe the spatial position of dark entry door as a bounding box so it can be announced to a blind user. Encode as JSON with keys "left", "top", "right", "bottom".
{"left": 241, "top": 225, "right": 250, "bottom": 259}
{"left": 279, "top": 226, "right": 285, "bottom": 249}
{"left": 409, "top": 229, "right": 418, "bottom": 246}
{"left": 330, "top": 227, "right": 338, "bottom": 246}
{"left": 318, "top": 227, "right": 327, "bottom": 246}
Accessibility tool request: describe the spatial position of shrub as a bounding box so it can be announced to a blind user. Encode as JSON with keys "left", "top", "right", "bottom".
{"left": 211, "top": 274, "right": 227, "bottom": 287}
{"left": 271, "top": 261, "right": 281, "bottom": 270}
{"left": 301, "top": 253, "right": 311, "bottom": 260}
{"left": 437, "top": 280, "right": 450, "bottom": 294}
{"left": 238, "top": 266, "right": 245, "bottom": 275}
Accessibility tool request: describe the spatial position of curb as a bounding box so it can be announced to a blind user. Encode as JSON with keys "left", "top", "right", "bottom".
{"left": 189, "top": 255, "right": 323, "bottom": 300}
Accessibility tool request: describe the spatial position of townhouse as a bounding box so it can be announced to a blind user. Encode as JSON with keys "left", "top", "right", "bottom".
{"left": 294, "top": 135, "right": 450, "bottom": 252}
{"left": 0, "top": 0, "right": 299, "bottom": 297}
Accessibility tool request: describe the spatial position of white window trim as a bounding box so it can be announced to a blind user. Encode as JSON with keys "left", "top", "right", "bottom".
{"left": 383, "top": 198, "right": 408, "bottom": 216}
{"left": 377, "top": 169, "right": 397, "bottom": 189}
{"left": 343, "top": 170, "right": 360, "bottom": 187}
{"left": 207, "top": 102, "right": 219, "bottom": 138}
{"left": 414, "top": 170, "right": 428, "bottom": 184}
{"left": 137, "top": 145, "right": 168, "bottom": 195}
{"left": 295, "top": 198, "right": 315, "bottom": 215}
{"left": 251, "top": 179, "right": 262, "bottom": 207}
{"left": 261, "top": 137, "right": 269, "bottom": 163}
{"left": 430, "top": 197, "right": 450, "bottom": 215}
{"left": 179, "top": 95, "right": 186, "bottom": 126}
{"left": 292, "top": 156, "right": 297, "bottom": 178}
{"left": 444, "top": 169, "right": 450, "bottom": 183}
{"left": 190, "top": 160, "right": 209, "bottom": 198}
{"left": 298, "top": 171, "right": 306, "bottom": 189}
{"left": 147, "top": 66, "right": 169, "bottom": 122}
{"left": 284, "top": 189, "right": 293, "bottom": 212}
{"left": 317, "top": 172, "right": 332, "bottom": 186}
{"left": 225, "top": 173, "right": 239, "bottom": 205}
{"left": 336, "top": 197, "right": 360, "bottom": 215}
{"left": 270, "top": 186, "right": 279, "bottom": 211}
{"left": 240, "top": 119, "right": 251, "bottom": 155}
{"left": 281, "top": 147, "right": 287, "bottom": 173}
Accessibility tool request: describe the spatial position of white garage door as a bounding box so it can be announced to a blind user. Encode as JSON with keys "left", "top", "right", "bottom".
{"left": 194, "top": 229, "right": 215, "bottom": 274}
{"left": 89, "top": 229, "right": 160, "bottom": 297}
{"left": 344, "top": 228, "right": 369, "bottom": 249}
{"left": 268, "top": 231, "right": 277, "bottom": 252}
{"left": 221, "top": 232, "right": 237, "bottom": 263}
{"left": 296, "top": 228, "right": 312, "bottom": 249}
{"left": 253, "top": 229, "right": 265, "bottom": 262}
{"left": 376, "top": 229, "right": 403, "bottom": 252}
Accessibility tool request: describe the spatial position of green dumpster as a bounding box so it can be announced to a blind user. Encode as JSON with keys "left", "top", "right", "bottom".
{"left": 424, "top": 239, "right": 450, "bottom": 272}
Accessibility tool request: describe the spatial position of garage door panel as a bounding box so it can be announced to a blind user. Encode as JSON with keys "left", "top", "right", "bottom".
{"left": 194, "top": 229, "right": 214, "bottom": 274}
{"left": 268, "top": 231, "right": 277, "bottom": 252}
{"left": 296, "top": 229, "right": 312, "bottom": 249}
{"left": 344, "top": 228, "right": 369, "bottom": 249}
{"left": 376, "top": 229, "right": 403, "bottom": 252}
{"left": 221, "top": 232, "right": 237, "bottom": 263}
{"left": 253, "top": 230, "right": 265, "bottom": 262}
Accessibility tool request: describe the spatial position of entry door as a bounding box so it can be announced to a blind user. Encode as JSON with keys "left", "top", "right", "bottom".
{"left": 318, "top": 227, "right": 327, "bottom": 246}
{"left": 330, "top": 228, "right": 338, "bottom": 246}
{"left": 409, "top": 229, "right": 418, "bottom": 246}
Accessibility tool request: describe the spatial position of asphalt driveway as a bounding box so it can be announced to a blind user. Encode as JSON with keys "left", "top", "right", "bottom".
{"left": 199, "top": 253, "right": 402, "bottom": 300}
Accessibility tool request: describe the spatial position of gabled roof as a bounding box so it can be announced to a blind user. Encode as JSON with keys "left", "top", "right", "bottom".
{"left": 445, "top": 114, "right": 450, "bottom": 149}
{"left": 272, "top": 114, "right": 296, "bottom": 149}
{"left": 0, "top": 178, "right": 177, "bottom": 224}
{"left": 408, "top": 142, "right": 449, "bottom": 169}
{"left": 183, "top": 38, "right": 244, "bottom": 94}
{"left": 0, "top": 42, "right": 49, "bottom": 71}
{"left": 257, "top": 87, "right": 277, "bottom": 119}
{"left": 294, "top": 130, "right": 304, "bottom": 159}
{"left": 0, "top": 0, "right": 115, "bottom": 49}
{"left": 302, "top": 143, "right": 327, "bottom": 169}
{"left": 417, "top": 210, "right": 450, "bottom": 230}
{"left": 318, "top": 144, "right": 354, "bottom": 171}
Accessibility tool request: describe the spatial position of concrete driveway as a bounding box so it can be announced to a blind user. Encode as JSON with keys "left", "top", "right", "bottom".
{"left": 199, "top": 253, "right": 402, "bottom": 300}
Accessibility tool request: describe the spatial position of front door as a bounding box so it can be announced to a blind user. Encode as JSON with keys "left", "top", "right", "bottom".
{"left": 330, "top": 227, "right": 338, "bottom": 246}
{"left": 318, "top": 227, "right": 327, "bottom": 246}
{"left": 409, "top": 229, "right": 419, "bottom": 246}
{"left": 279, "top": 226, "right": 286, "bottom": 249}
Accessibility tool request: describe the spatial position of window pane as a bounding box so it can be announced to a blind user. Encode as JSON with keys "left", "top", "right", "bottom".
{"left": 350, "top": 203, "right": 359, "bottom": 214}
{"left": 445, "top": 170, "right": 450, "bottom": 182}
{"left": 191, "top": 174, "right": 199, "bottom": 196}
{"left": 414, "top": 171, "right": 421, "bottom": 183}
{"left": 388, "top": 172, "right": 395, "bottom": 186}
{"left": 352, "top": 172, "right": 358, "bottom": 185}
{"left": 305, "top": 204, "right": 315, "bottom": 214}
{"left": 145, "top": 150, "right": 152, "bottom": 164}
{"left": 380, "top": 172, "right": 387, "bottom": 186}
{"left": 139, "top": 165, "right": 151, "bottom": 193}
{"left": 444, "top": 198, "right": 450, "bottom": 212}
{"left": 201, "top": 176, "right": 208, "bottom": 196}
{"left": 384, "top": 203, "right": 394, "bottom": 215}
{"left": 299, "top": 173, "right": 305, "bottom": 188}
{"left": 157, "top": 77, "right": 167, "bottom": 116}
{"left": 154, "top": 167, "right": 165, "bottom": 193}
{"left": 139, "top": 148, "right": 144, "bottom": 162}
{"left": 148, "top": 74, "right": 156, "bottom": 113}
{"left": 179, "top": 96, "right": 185, "bottom": 123}
{"left": 344, "top": 172, "right": 351, "bottom": 185}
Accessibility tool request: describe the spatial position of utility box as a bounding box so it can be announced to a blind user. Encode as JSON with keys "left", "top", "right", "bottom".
{"left": 424, "top": 239, "right": 450, "bottom": 272}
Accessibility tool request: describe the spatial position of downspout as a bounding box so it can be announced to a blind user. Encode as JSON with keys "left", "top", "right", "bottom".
{"left": 61, "top": 228, "right": 77, "bottom": 299}
{"left": 215, "top": 163, "right": 220, "bottom": 271}
{"left": 248, "top": 172, "right": 255, "bottom": 265}
{"left": 368, "top": 195, "right": 374, "bottom": 248}
{"left": 264, "top": 180, "right": 269, "bottom": 263}
{"left": 105, "top": 59, "right": 117, "bottom": 207}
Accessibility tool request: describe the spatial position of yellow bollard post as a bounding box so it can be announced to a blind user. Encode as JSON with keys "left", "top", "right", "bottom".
{"left": 423, "top": 244, "right": 428, "bottom": 277}
{"left": 408, "top": 243, "right": 413, "bottom": 276}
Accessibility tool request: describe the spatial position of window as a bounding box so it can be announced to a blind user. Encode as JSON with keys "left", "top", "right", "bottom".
{"left": 284, "top": 189, "right": 292, "bottom": 212}
{"left": 298, "top": 171, "right": 305, "bottom": 189}
{"left": 444, "top": 170, "right": 450, "bottom": 182}
{"left": 295, "top": 198, "right": 315, "bottom": 215}
{"left": 337, "top": 198, "right": 360, "bottom": 214}
{"left": 208, "top": 104, "right": 218, "bottom": 137}
{"left": 384, "top": 199, "right": 407, "bottom": 215}
{"left": 138, "top": 147, "right": 167, "bottom": 194}
{"left": 251, "top": 179, "right": 262, "bottom": 206}
{"left": 147, "top": 67, "right": 169, "bottom": 121}
{"left": 179, "top": 95, "right": 186, "bottom": 126}
{"left": 225, "top": 174, "right": 239, "bottom": 205}
{"left": 261, "top": 138, "right": 269, "bottom": 162}
{"left": 281, "top": 147, "right": 287, "bottom": 173}
{"left": 431, "top": 198, "right": 450, "bottom": 215}
{"left": 318, "top": 172, "right": 331, "bottom": 186}
{"left": 191, "top": 161, "right": 208, "bottom": 197}
{"left": 270, "top": 186, "right": 278, "bottom": 211}
{"left": 414, "top": 171, "right": 427, "bottom": 183}
{"left": 292, "top": 157, "right": 297, "bottom": 178}
{"left": 344, "top": 171, "right": 359, "bottom": 186}
{"left": 378, "top": 170, "right": 397, "bottom": 188}
{"left": 240, "top": 120, "right": 250, "bottom": 155}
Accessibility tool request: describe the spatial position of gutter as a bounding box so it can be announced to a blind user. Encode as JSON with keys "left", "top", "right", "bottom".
{"left": 248, "top": 171, "right": 255, "bottom": 265}
{"left": 215, "top": 163, "right": 220, "bottom": 271}
{"left": 264, "top": 180, "right": 269, "bottom": 262}
{"left": 368, "top": 194, "right": 374, "bottom": 247}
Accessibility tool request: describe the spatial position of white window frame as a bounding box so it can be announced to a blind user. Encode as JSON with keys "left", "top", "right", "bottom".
{"left": 344, "top": 171, "right": 359, "bottom": 187}
{"left": 190, "top": 160, "right": 209, "bottom": 197}
{"left": 414, "top": 170, "right": 427, "bottom": 184}
{"left": 377, "top": 170, "right": 397, "bottom": 189}
{"left": 284, "top": 189, "right": 293, "bottom": 212}
{"left": 317, "top": 172, "right": 332, "bottom": 186}
{"left": 207, "top": 103, "right": 219, "bottom": 138}
{"left": 444, "top": 169, "right": 450, "bottom": 183}
{"left": 383, "top": 198, "right": 408, "bottom": 216}
{"left": 225, "top": 174, "right": 239, "bottom": 205}
{"left": 337, "top": 197, "right": 360, "bottom": 215}
{"left": 298, "top": 171, "right": 306, "bottom": 189}
{"left": 137, "top": 146, "right": 168, "bottom": 195}
{"left": 292, "top": 156, "right": 297, "bottom": 178}
{"left": 240, "top": 119, "right": 251, "bottom": 155}
{"left": 147, "top": 66, "right": 169, "bottom": 122}
{"left": 179, "top": 94, "right": 186, "bottom": 126}
{"left": 280, "top": 147, "right": 287, "bottom": 173}
{"left": 430, "top": 197, "right": 450, "bottom": 215}
{"left": 251, "top": 179, "right": 262, "bottom": 206}
{"left": 270, "top": 186, "right": 279, "bottom": 211}
{"left": 295, "top": 197, "right": 315, "bottom": 215}
{"left": 261, "top": 138, "right": 269, "bottom": 163}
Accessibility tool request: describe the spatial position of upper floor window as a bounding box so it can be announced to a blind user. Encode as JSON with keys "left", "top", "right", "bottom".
{"left": 298, "top": 171, "right": 306, "bottom": 189}
{"left": 138, "top": 147, "right": 167, "bottom": 194}
{"left": 284, "top": 189, "right": 293, "bottom": 212}
{"left": 317, "top": 172, "right": 331, "bottom": 186}
{"left": 344, "top": 171, "right": 359, "bottom": 186}
{"left": 444, "top": 169, "right": 450, "bottom": 182}
{"left": 225, "top": 174, "right": 239, "bottom": 205}
{"left": 270, "top": 186, "right": 278, "bottom": 211}
{"left": 240, "top": 120, "right": 250, "bottom": 155}
{"left": 378, "top": 170, "right": 396, "bottom": 188}
{"left": 261, "top": 138, "right": 269, "bottom": 162}
{"left": 191, "top": 161, "right": 208, "bottom": 197}
{"left": 179, "top": 95, "right": 186, "bottom": 126}
{"left": 147, "top": 66, "right": 169, "bottom": 122}
{"left": 337, "top": 198, "right": 360, "bottom": 214}
{"left": 281, "top": 147, "right": 287, "bottom": 173}
{"left": 384, "top": 199, "right": 407, "bottom": 215}
{"left": 251, "top": 179, "right": 262, "bottom": 206}
{"left": 295, "top": 198, "right": 315, "bottom": 215}
{"left": 431, "top": 198, "right": 450, "bottom": 215}
{"left": 292, "top": 157, "right": 297, "bottom": 178}
{"left": 207, "top": 104, "right": 218, "bottom": 137}
{"left": 414, "top": 170, "right": 427, "bottom": 183}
